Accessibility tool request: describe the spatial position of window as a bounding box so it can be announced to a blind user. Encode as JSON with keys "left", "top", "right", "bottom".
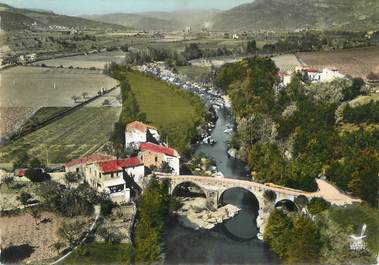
{"left": 155, "top": 156, "right": 158, "bottom": 162}
{"left": 99, "top": 172, "right": 102, "bottom": 178}
{"left": 111, "top": 172, "right": 114, "bottom": 178}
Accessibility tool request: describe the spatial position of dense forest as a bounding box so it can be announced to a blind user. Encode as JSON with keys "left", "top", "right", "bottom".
{"left": 215, "top": 57, "right": 379, "bottom": 206}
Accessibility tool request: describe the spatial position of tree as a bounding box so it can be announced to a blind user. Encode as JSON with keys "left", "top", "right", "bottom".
{"left": 71, "top": 95, "right": 80, "bottom": 103}
{"left": 51, "top": 241, "right": 65, "bottom": 254}
{"left": 342, "top": 78, "right": 364, "bottom": 101}
{"left": 100, "top": 199, "right": 114, "bottom": 217}
{"left": 286, "top": 216, "right": 321, "bottom": 264}
{"left": 18, "top": 192, "right": 32, "bottom": 205}
{"left": 29, "top": 157, "right": 43, "bottom": 169}
{"left": 82, "top": 92, "right": 88, "bottom": 99}
{"left": 13, "top": 151, "right": 29, "bottom": 170}
{"left": 64, "top": 172, "right": 82, "bottom": 187}
{"left": 159, "top": 161, "right": 173, "bottom": 174}
{"left": 58, "top": 220, "right": 86, "bottom": 246}
{"left": 246, "top": 39, "right": 257, "bottom": 54}
{"left": 2, "top": 175, "right": 14, "bottom": 188}
{"left": 29, "top": 207, "right": 41, "bottom": 225}
{"left": 307, "top": 197, "right": 331, "bottom": 215}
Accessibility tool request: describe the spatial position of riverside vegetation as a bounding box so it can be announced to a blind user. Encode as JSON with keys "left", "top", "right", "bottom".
{"left": 215, "top": 56, "right": 379, "bottom": 264}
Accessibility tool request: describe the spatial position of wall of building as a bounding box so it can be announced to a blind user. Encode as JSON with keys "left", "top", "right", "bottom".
{"left": 125, "top": 129, "right": 146, "bottom": 147}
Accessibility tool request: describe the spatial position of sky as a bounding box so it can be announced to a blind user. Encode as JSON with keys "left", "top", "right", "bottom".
{"left": 1, "top": 0, "right": 253, "bottom": 15}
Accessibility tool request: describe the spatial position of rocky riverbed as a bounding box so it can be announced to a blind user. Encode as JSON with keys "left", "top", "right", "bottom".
{"left": 175, "top": 197, "right": 240, "bottom": 230}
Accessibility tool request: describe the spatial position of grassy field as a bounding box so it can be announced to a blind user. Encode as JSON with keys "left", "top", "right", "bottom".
{"left": 297, "top": 46, "right": 379, "bottom": 79}
{"left": 0, "top": 107, "right": 121, "bottom": 164}
{"left": 126, "top": 70, "right": 205, "bottom": 152}
{"left": 63, "top": 242, "right": 133, "bottom": 265}
{"left": 177, "top": 65, "right": 210, "bottom": 81}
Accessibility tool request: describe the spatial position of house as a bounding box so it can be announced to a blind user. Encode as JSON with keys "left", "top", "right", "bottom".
{"left": 139, "top": 142, "right": 180, "bottom": 175}
{"left": 82, "top": 157, "right": 145, "bottom": 203}
{"left": 64, "top": 154, "right": 115, "bottom": 174}
{"left": 125, "top": 121, "right": 160, "bottom": 148}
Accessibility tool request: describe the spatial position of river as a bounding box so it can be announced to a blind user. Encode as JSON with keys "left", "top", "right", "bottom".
{"left": 165, "top": 107, "right": 280, "bottom": 265}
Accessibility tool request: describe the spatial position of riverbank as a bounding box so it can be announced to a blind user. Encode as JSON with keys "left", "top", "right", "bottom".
{"left": 175, "top": 197, "right": 240, "bottom": 230}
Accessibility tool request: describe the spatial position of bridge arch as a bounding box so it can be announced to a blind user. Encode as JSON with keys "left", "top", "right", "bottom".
{"left": 274, "top": 199, "right": 298, "bottom": 212}
{"left": 171, "top": 180, "right": 207, "bottom": 198}
{"left": 218, "top": 187, "right": 261, "bottom": 212}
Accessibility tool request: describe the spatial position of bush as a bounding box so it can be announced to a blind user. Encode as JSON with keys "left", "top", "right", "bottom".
{"left": 18, "top": 192, "right": 32, "bottom": 205}
{"left": 100, "top": 200, "right": 114, "bottom": 217}
{"left": 307, "top": 197, "right": 331, "bottom": 215}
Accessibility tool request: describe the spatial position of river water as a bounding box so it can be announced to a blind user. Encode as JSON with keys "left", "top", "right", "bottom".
{"left": 165, "top": 107, "right": 280, "bottom": 265}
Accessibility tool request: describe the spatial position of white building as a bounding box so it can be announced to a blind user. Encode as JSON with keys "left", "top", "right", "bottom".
{"left": 125, "top": 121, "right": 160, "bottom": 148}
{"left": 65, "top": 155, "right": 145, "bottom": 203}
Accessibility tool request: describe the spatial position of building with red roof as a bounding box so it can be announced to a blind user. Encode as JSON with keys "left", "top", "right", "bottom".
{"left": 65, "top": 155, "right": 145, "bottom": 203}
{"left": 125, "top": 121, "right": 160, "bottom": 148}
{"left": 139, "top": 142, "right": 180, "bottom": 175}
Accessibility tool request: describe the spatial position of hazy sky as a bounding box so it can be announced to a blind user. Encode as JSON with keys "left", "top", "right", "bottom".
{"left": 1, "top": 0, "right": 253, "bottom": 15}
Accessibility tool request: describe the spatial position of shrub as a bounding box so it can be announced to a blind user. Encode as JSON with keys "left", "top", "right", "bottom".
{"left": 100, "top": 200, "right": 114, "bottom": 217}
{"left": 307, "top": 197, "right": 331, "bottom": 215}
{"left": 18, "top": 192, "right": 32, "bottom": 205}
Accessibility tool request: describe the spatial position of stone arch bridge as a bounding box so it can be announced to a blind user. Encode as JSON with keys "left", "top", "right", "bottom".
{"left": 157, "top": 175, "right": 360, "bottom": 236}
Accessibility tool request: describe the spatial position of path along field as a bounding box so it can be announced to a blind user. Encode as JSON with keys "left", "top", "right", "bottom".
{"left": 127, "top": 70, "right": 205, "bottom": 152}
{"left": 0, "top": 106, "right": 121, "bottom": 165}
{"left": 296, "top": 46, "right": 379, "bottom": 79}
{"left": 0, "top": 66, "right": 118, "bottom": 137}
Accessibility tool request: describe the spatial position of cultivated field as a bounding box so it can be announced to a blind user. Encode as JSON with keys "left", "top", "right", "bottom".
{"left": 0, "top": 106, "right": 121, "bottom": 164}
{"left": 297, "top": 46, "right": 379, "bottom": 79}
{"left": 272, "top": 54, "right": 302, "bottom": 73}
{"left": 0, "top": 66, "right": 118, "bottom": 137}
{"left": 34, "top": 51, "right": 126, "bottom": 70}
{"left": 0, "top": 66, "right": 117, "bottom": 108}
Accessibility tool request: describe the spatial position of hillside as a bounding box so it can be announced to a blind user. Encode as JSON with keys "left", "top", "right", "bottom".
{"left": 0, "top": 3, "right": 126, "bottom": 31}
{"left": 84, "top": 9, "right": 220, "bottom": 31}
{"left": 212, "top": 0, "right": 379, "bottom": 32}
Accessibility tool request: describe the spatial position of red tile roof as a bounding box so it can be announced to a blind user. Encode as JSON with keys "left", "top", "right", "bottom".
{"left": 64, "top": 154, "right": 114, "bottom": 168}
{"left": 98, "top": 157, "right": 143, "bottom": 174}
{"left": 16, "top": 168, "right": 26, "bottom": 177}
{"left": 125, "top": 121, "right": 157, "bottom": 133}
{"left": 140, "top": 142, "right": 177, "bottom": 157}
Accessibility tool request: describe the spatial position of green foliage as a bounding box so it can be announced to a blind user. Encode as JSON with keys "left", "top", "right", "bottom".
{"left": 215, "top": 55, "right": 378, "bottom": 203}
{"left": 183, "top": 43, "right": 202, "bottom": 60}
{"left": 344, "top": 100, "right": 379, "bottom": 124}
{"left": 18, "top": 192, "right": 32, "bottom": 205}
{"left": 63, "top": 242, "right": 133, "bottom": 265}
{"left": 307, "top": 197, "right": 331, "bottom": 215}
{"left": 25, "top": 168, "right": 50, "bottom": 182}
{"left": 342, "top": 78, "right": 364, "bottom": 101}
{"left": 40, "top": 182, "right": 100, "bottom": 217}
{"left": 13, "top": 150, "right": 29, "bottom": 169}
{"left": 64, "top": 172, "right": 82, "bottom": 185}
{"left": 58, "top": 219, "right": 87, "bottom": 246}
{"left": 134, "top": 178, "right": 170, "bottom": 264}
{"left": 317, "top": 205, "right": 379, "bottom": 265}
{"left": 264, "top": 210, "right": 321, "bottom": 264}
{"left": 100, "top": 199, "right": 114, "bottom": 217}
{"left": 326, "top": 148, "right": 379, "bottom": 206}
